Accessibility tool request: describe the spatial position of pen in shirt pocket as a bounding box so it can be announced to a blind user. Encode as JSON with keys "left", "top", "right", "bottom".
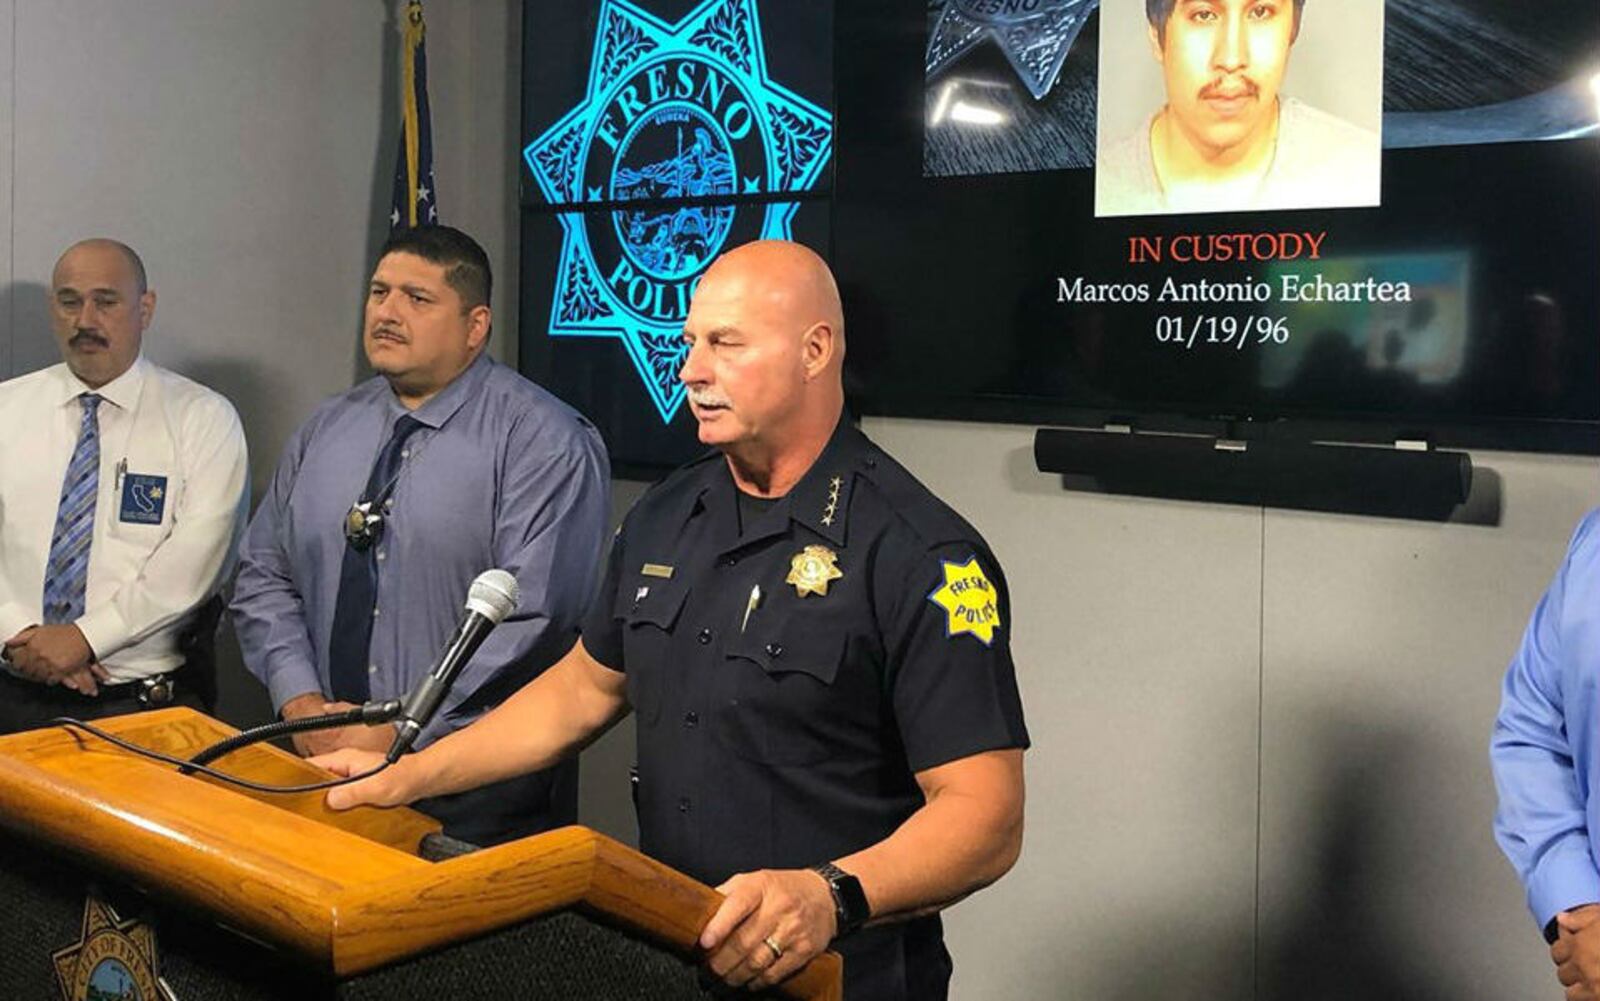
{"left": 114, "top": 458, "right": 128, "bottom": 492}
{"left": 741, "top": 584, "right": 763, "bottom": 633}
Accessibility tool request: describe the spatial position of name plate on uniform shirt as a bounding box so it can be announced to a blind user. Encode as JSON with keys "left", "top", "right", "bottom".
{"left": 119, "top": 474, "right": 168, "bottom": 525}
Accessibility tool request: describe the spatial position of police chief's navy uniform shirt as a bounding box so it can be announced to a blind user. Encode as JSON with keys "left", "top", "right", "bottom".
{"left": 581, "top": 418, "right": 1029, "bottom": 1000}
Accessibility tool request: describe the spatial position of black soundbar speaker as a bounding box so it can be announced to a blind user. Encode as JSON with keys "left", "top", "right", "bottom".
{"left": 1033, "top": 428, "right": 1473, "bottom": 520}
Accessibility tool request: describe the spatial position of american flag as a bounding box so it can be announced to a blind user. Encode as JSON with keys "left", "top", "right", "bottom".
{"left": 390, "top": 0, "right": 437, "bottom": 229}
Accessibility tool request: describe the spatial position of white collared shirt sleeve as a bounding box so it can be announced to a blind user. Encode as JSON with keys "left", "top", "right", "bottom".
{"left": 0, "top": 548, "right": 35, "bottom": 641}
{"left": 0, "top": 365, "right": 82, "bottom": 643}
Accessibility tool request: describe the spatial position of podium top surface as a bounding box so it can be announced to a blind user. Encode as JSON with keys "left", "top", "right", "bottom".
{"left": 0, "top": 708, "right": 840, "bottom": 1001}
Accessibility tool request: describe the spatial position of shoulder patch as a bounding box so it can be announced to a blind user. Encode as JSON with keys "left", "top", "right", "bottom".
{"left": 927, "top": 555, "right": 1002, "bottom": 646}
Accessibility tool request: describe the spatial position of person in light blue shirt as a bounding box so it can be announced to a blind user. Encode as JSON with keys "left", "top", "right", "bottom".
{"left": 231, "top": 225, "right": 610, "bottom": 845}
{"left": 1492, "top": 508, "right": 1600, "bottom": 997}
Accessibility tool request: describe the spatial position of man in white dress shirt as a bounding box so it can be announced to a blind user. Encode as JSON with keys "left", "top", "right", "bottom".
{"left": 0, "top": 239, "right": 248, "bottom": 730}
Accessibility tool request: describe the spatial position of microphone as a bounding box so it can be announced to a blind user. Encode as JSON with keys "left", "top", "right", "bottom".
{"left": 386, "top": 569, "right": 520, "bottom": 762}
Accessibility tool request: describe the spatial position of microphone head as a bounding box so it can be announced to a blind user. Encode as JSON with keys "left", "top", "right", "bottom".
{"left": 465, "top": 569, "right": 520, "bottom": 624}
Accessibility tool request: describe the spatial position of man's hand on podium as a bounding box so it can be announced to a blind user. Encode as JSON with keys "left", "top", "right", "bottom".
{"left": 314, "top": 748, "right": 415, "bottom": 809}
{"left": 280, "top": 693, "right": 397, "bottom": 756}
{"left": 699, "top": 868, "right": 836, "bottom": 991}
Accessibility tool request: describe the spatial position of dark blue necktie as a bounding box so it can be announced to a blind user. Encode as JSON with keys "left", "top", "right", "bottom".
{"left": 327, "top": 415, "right": 423, "bottom": 702}
{"left": 42, "top": 394, "right": 103, "bottom": 624}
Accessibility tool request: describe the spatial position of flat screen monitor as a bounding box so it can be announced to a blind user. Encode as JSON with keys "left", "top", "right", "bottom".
{"left": 519, "top": 0, "right": 834, "bottom": 473}
{"left": 834, "top": 1, "right": 1600, "bottom": 453}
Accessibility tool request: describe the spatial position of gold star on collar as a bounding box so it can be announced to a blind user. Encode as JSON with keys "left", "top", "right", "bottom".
{"left": 821, "top": 476, "right": 843, "bottom": 527}
{"left": 786, "top": 545, "right": 843, "bottom": 597}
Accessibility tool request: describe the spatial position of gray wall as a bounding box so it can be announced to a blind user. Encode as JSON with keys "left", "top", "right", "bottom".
{"left": 0, "top": 3, "right": 1594, "bottom": 998}
{"left": 860, "top": 420, "right": 1597, "bottom": 1000}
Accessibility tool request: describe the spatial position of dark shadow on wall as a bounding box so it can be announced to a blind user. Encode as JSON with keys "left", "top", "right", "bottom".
{"left": 0, "top": 284, "right": 10, "bottom": 379}
{"left": 1081, "top": 919, "right": 1254, "bottom": 1001}
{"left": 210, "top": 617, "right": 274, "bottom": 730}
{"left": 1254, "top": 731, "right": 1452, "bottom": 1001}
{"left": 1052, "top": 722, "right": 1467, "bottom": 1001}
{"left": 2, "top": 282, "right": 54, "bottom": 379}
{"left": 179, "top": 357, "right": 285, "bottom": 512}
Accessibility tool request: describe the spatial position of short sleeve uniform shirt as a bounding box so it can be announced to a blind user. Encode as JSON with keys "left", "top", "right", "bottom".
{"left": 581, "top": 418, "right": 1029, "bottom": 999}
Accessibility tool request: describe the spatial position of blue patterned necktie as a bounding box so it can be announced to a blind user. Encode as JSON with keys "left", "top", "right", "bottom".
{"left": 328, "top": 414, "right": 424, "bottom": 702}
{"left": 42, "top": 393, "right": 103, "bottom": 624}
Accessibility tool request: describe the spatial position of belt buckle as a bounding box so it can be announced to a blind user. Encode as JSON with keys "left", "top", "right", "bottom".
{"left": 136, "top": 676, "right": 175, "bottom": 708}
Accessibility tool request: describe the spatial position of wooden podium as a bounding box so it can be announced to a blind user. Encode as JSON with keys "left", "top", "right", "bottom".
{"left": 0, "top": 708, "right": 841, "bottom": 1000}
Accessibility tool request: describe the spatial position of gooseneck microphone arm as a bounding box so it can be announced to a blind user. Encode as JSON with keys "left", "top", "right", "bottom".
{"left": 180, "top": 569, "right": 521, "bottom": 783}
{"left": 180, "top": 699, "right": 404, "bottom": 774}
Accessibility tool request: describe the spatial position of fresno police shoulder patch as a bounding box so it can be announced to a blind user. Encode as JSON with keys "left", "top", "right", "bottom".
{"left": 52, "top": 895, "right": 173, "bottom": 1001}
{"left": 927, "top": 555, "right": 1002, "bottom": 646}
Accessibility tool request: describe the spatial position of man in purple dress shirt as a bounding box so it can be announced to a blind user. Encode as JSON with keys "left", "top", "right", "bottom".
{"left": 231, "top": 225, "right": 610, "bottom": 845}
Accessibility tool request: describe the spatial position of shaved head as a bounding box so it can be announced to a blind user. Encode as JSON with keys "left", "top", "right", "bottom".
{"left": 679, "top": 240, "right": 846, "bottom": 495}
{"left": 55, "top": 238, "right": 147, "bottom": 294}
{"left": 699, "top": 239, "right": 845, "bottom": 360}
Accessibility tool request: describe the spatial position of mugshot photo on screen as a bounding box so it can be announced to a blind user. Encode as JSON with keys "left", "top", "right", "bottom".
{"left": 1095, "top": 0, "right": 1384, "bottom": 217}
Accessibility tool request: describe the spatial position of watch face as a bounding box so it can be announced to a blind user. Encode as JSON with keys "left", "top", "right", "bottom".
{"left": 813, "top": 862, "right": 869, "bottom": 933}
{"left": 831, "top": 871, "right": 870, "bottom": 931}
{"left": 838, "top": 876, "right": 864, "bottom": 921}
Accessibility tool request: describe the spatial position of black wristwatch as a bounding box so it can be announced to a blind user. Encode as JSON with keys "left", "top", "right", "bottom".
{"left": 810, "top": 861, "right": 870, "bottom": 938}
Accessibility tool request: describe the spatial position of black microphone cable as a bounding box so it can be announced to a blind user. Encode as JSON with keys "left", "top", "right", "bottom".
{"left": 48, "top": 716, "right": 393, "bottom": 795}
{"left": 66, "top": 569, "right": 522, "bottom": 796}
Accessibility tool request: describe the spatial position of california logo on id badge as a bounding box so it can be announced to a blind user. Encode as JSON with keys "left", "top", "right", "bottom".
{"left": 119, "top": 474, "right": 168, "bottom": 525}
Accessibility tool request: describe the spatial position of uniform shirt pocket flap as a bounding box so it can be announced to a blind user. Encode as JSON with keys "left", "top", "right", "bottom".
{"left": 617, "top": 575, "right": 690, "bottom": 630}
{"left": 725, "top": 627, "right": 843, "bottom": 686}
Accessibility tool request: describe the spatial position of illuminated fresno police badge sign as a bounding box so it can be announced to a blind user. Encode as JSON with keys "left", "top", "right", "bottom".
{"left": 524, "top": 0, "right": 833, "bottom": 423}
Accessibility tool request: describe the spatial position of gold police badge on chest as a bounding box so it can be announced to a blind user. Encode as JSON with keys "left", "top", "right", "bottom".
{"left": 786, "top": 545, "right": 843, "bottom": 597}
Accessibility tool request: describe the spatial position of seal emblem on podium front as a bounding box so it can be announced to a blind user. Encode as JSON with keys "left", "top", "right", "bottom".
{"left": 52, "top": 896, "right": 173, "bottom": 1001}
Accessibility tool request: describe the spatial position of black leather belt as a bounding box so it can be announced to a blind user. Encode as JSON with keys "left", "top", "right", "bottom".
{"left": 97, "top": 674, "right": 179, "bottom": 708}
{"left": 0, "top": 670, "right": 180, "bottom": 707}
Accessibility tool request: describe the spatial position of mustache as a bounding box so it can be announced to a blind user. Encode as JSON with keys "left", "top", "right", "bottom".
{"left": 69, "top": 330, "right": 109, "bottom": 349}
{"left": 369, "top": 323, "right": 407, "bottom": 341}
{"left": 686, "top": 388, "right": 731, "bottom": 408}
{"left": 1199, "top": 77, "right": 1259, "bottom": 100}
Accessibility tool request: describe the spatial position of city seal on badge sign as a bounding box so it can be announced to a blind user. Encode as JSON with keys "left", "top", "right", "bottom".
{"left": 524, "top": 0, "right": 833, "bottom": 424}
{"left": 925, "top": 0, "right": 1099, "bottom": 101}
{"left": 52, "top": 895, "right": 174, "bottom": 1001}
